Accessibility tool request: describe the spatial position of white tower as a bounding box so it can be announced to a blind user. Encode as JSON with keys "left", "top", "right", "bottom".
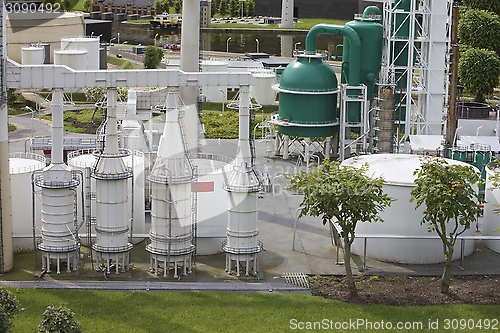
{"left": 381, "top": 0, "right": 452, "bottom": 144}
{"left": 36, "top": 89, "right": 81, "bottom": 274}
{"left": 91, "top": 88, "right": 133, "bottom": 274}
{"left": 223, "top": 85, "right": 263, "bottom": 277}
{"left": 180, "top": 0, "right": 200, "bottom": 106}
{"left": 280, "top": 0, "right": 294, "bottom": 28}
{"left": 147, "top": 88, "right": 195, "bottom": 278}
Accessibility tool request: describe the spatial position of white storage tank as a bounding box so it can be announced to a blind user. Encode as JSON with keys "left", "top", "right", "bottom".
{"left": 342, "top": 154, "right": 477, "bottom": 264}
{"left": 201, "top": 60, "right": 229, "bottom": 103}
{"left": 190, "top": 153, "right": 234, "bottom": 255}
{"left": 54, "top": 49, "right": 88, "bottom": 70}
{"left": 67, "top": 149, "right": 145, "bottom": 243}
{"left": 60, "top": 36, "right": 100, "bottom": 70}
{"left": 9, "top": 152, "right": 46, "bottom": 251}
{"left": 483, "top": 164, "right": 500, "bottom": 252}
{"left": 21, "top": 46, "right": 45, "bottom": 65}
{"left": 250, "top": 69, "right": 277, "bottom": 105}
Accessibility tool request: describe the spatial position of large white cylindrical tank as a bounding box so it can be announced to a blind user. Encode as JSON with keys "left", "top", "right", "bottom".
{"left": 483, "top": 165, "right": 500, "bottom": 252}
{"left": 122, "top": 150, "right": 146, "bottom": 236}
{"left": 201, "top": 60, "right": 229, "bottom": 103}
{"left": 342, "top": 154, "right": 477, "bottom": 264}
{"left": 190, "top": 153, "right": 234, "bottom": 254}
{"left": 67, "top": 150, "right": 145, "bottom": 242}
{"left": 21, "top": 46, "right": 45, "bottom": 65}
{"left": 67, "top": 150, "right": 97, "bottom": 245}
{"left": 54, "top": 49, "right": 88, "bottom": 70}
{"left": 9, "top": 153, "right": 45, "bottom": 251}
{"left": 60, "top": 36, "right": 100, "bottom": 70}
{"left": 250, "top": 69, "right": 277, "bottom": 105}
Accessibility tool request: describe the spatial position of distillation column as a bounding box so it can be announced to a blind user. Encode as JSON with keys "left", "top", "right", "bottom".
{"left": 147, "top": 88, "right": 195, "bottom": 278}
{"left": 36, "top": 89, "right": 80, "bottom": 274}
{"left": 91, "top": 88, "right": 133, "bottom": 274}
{"left": 223, "top": 85, "right": 263, "bottom": 277}
{"left": 0, "top": 0, "right": 13, "bottom": 272}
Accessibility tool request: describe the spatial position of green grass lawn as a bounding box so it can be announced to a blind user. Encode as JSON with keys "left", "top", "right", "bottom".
{"left": 8, "top": 123, "right": 16, "bottom": 132}
{"left": 6, "top": 288, "right": 500, "bottom": 332}
{"left": 69, "top": 0, "right": 86, "bottom": 11}
{"left": 42, "top": 108, "right": 103, "bottom": 133}
{"left": 107, "top": 55, "right": 144, "bottom": 69}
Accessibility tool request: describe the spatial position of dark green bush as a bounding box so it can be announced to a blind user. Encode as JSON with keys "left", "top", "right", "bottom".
{"left": 38, "top": 305, "right": 81, "bottom": 333}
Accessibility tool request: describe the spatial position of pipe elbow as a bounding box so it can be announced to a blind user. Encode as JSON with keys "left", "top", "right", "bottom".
{"left": 305, "top": 24, "right": 343, "bottom": 53}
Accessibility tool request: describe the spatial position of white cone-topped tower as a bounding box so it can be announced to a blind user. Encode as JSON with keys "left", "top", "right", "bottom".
{"left": 91, "top": 88, "right": 133, "bottom": 274}
{"left": 36, "top": 89, "right": 81, "bottom": 274}
{"left": 223, "top": 85, "right": 263, "bottom": 277}
{"left": 147, "top": 87, "right": 195, "bottom": 278}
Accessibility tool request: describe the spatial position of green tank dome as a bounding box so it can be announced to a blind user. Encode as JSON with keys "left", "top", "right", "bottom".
{"left": 278, "top": 56, "right": 338, "bottom": 138}
{"left": 280, "top": 56, "right": 338, "bottom": 92}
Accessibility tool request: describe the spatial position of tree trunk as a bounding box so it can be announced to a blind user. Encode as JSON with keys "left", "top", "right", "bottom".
{"left": 344, "top": 235, "right": 358, "bottom": 298}
{"left": 441, "top": 247, "right": 454, "bottom": 294}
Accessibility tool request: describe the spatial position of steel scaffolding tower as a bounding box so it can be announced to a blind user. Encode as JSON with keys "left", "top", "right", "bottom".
{"left": 381, "top": 0, "right": 452, "bottom": 149}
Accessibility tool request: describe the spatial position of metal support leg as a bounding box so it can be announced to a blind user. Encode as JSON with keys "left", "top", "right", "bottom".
{"left": 459, "top": 239, "right": 465, "bottom": 271}
{"left": 363, "top": 237, "right": 367, "bottom": 271}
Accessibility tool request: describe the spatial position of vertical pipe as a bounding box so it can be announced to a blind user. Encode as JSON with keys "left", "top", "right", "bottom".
{"left": 51, "top": 89, "right": 64, "bottom": 164}
{"left": 179, "top": 0, "right": 200, "bottom": 106}
{"left": 0, "top": 0, "right": 13, "bottom": 272}
{"left": 105, "top": 88, "right": 118, "bottom": 155}
{"left": 445, "top": 4, "right": 459, "bottom": 157}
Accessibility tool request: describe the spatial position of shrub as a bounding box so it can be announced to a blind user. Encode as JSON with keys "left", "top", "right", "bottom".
{"left": 458, "top": 47, "right": 500, "bottom": 103}
{"left": 0, "top": 308, "right": 11, "bottom": 333}
{"left": 38, "top": 305, "right": 81, "bottom": 333}
{"left": 0, "top": 288, "right": 21, "bottom": 321}
{"left": 459, "top": 9, "right": 500, "bottom": 52}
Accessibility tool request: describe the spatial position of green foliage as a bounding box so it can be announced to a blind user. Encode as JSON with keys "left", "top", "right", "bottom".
{"left": 0, "top": 288, "right": 22, "bottom": 332}
{"left": 84, "top": 87, "right": 129, "bottom": 103}
{"left": 410, "top": 157, "right": 484, "bottom": 293}
{"left": 161, "top": 0, "right": 169, "bottom": 13}
{"left": 463, "top": 0, "right": 500, "bottom": 16}
{"left": 458, "top": 48, "right": 500, "bottom": 103}
{"left": 200, "top": 111, "right": 239, "bottom": 138}
{"left": 0, "top": 288, "right": 22, "bottom": 321}
{"left": 229, "top": 0, "right": 238, "bottom": 17}
{"left": 143, "top": 45, "right": 164, "bottom": 69}
{"left": 8, "top": 124, "right": 16, "bottom": 132}
{"left": 218, "top": 0, "right": 227, "bottom": 17}
{"left": 0, "top": 308, "right": 11, "bottom": 333}
{"left": 289, "top": 158, "right": 394, "bottom": 297}
{"left": 38, "top": 305, "right": 81, "bottom": 333}
{"left": 173, "top": 0, "right": 181, "bottom": 13}
{"left": 459, "top": 9, "right": 500, "bottom": 52}
{"left": 154, "top": 0, "right": 162, "bottom": 15}
{"left": 246, "top": 0, "right": 255, "bottom": 17}
{"left": 82, "top": 0, "right": 91, "bottom": 11}
{"left": 211, "top": 0, "right": 217, "bottom": 17}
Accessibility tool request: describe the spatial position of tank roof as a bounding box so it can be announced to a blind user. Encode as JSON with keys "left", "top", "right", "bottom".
{"left": 342, "top": 154, "right": 478, "bottom": 186}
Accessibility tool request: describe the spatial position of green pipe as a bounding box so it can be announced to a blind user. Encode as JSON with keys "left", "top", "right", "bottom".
{"left": 305, "top": 24, "right": 361, "bottom": 86}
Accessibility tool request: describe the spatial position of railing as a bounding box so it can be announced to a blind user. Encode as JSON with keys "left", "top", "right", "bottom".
{"left": 9, "top": 152, "right": 46, "bottom": 174}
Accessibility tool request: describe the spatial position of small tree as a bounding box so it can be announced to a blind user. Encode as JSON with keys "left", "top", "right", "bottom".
{"left": 459, "top": 9, "right": 500, "bottom": 52}
{"left": 38, "top": 305, "right": 82, "bottom": 333}
{"left": 154, "top": 0, "right": 163, "bottom": 15}
{"left": 211, "top": 0, "right": 217, "bottom": 17}
{"left": 219, "top": 0, "right": 227, "bottom": 17}
{"left": 229, "top": 0, "right": 238, "bottom": 17}
{"left": 289, "top": 159, "right": 394, "bottom": 298}
{"left": 173, "top": 0, "right": 181, "bottom": 14}
{"left": 410, "top": 157, "right": 483, "bottom": 294}
{"left": 246, "top": 0, "right": 255, "bottom": 17}
{"left": 0, "top": 287, "right": 22, "bottom": 332}
{"left": 458, "top": 47, "right": 500, "bottom": 103}
{"left": 143, "top": 45, "right": 164, "bottom": 69}
{"left": 162, "top": 0, "right": 169, "bottom": 13}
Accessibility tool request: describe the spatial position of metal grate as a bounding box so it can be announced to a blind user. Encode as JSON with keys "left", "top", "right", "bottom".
{"left": 282, "top": 272, "right": 310, "bottom": 289}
